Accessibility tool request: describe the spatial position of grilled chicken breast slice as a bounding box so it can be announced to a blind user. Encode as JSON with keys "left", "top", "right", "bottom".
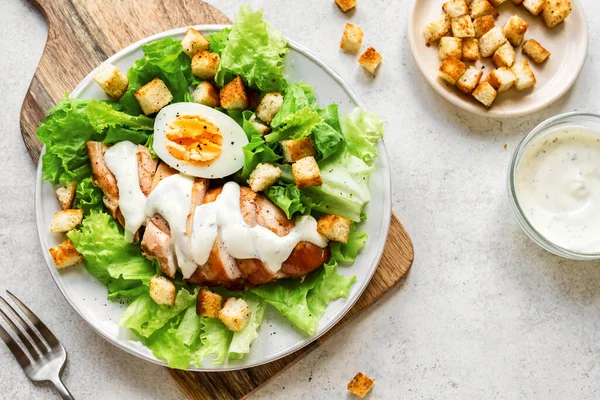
{"left": 141, "top": 220, "right": 177, "bottom": 278}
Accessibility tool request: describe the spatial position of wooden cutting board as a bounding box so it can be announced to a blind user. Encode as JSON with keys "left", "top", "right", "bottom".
{"left": 20, "top": 1, "right": 415, "bottom": 398}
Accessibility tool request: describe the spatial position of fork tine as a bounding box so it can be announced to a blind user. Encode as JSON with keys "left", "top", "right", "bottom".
{"left": 0, "top": 297, "right": 48, "bottom": 355}
{"left": 0, "top": 306, "right": 40, "bottom": 360}
{"left": 0, "top": 321, "right": 31, "bottom": 370}
{"left": 6, "top": 291, "right": 60, "bottom": 349}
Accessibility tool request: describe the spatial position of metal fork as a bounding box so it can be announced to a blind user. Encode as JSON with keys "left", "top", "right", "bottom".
{"left": 0, "top": 291, "right": 74, "bottom": 399}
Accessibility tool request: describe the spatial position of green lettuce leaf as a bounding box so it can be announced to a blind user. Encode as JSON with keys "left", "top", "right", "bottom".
{"left": 330, "top": 224, "right": 368, "bottom": 264}
{"left": 86, "top": 101, "right": 153, "bottom": 132}
{"left": 265, "top": 183, "right": 320, "bottom": 218}
{"left": 103, "top": 126, "right": 150, "bottom": 145}
{"left": 240, "top": 111, "right": 280, "bottom": 179}
{"left": 271, "top": 83, "right": 316, "bottom": 129}
{"left": 215, "top": 5, "right": 288, "bottom": 92}
{"left": 194, "top": 318, "right": 232, "bottom": 366}
{"left": 340, "top": 108, "right": 385, "bottom": 165}
{"left": 207, "top": 28, "right": 232, "bottom": 56}
{"left": 264, "top": 107, "right": 322, "bottom": 144}
{"left": 74, "top": 177, "right": 104, "bottom": 214}
{"left": 228, "top": 294, "right": 266, "bottom": 360}
{"left": 312, "top": 122, "right": 344, "bottom": 161}
{"left": 176, "top": 307, "right": 203, "bottom": 347}
{"left": 144, "top": 320, "right": 194, "bottom": 370}
{"left": 317, "top": 104, "right": 342, "bottom": 134}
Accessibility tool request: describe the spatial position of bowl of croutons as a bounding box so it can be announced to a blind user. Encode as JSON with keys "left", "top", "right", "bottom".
{"left": 407, "top": 0, "right": 588, "bottom": 117}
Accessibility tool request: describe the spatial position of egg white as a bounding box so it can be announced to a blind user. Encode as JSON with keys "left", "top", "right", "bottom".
{"left": 153, "top": 103, "right": 249, "bottom": 178}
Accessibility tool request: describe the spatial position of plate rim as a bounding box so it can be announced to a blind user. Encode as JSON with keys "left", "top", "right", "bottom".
{"left": 406, "top": 0, "right": 590, "bottom": 118}
{"left": 34, "top": 24, "right": 392, "bottom": 371}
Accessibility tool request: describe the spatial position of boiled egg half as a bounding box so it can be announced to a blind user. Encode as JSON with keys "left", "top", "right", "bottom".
{"left": 153, "top": 103, "right": 248, "bottom": 178}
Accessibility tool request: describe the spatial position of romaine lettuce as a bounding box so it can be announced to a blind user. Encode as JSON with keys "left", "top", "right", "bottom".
{"left": 240, "top": 111, "right": 280, "bottom": 179}
{"left": 330, "top": 224, "right": 368, "bottom": 264}
{"left": 207, "top": 28, "right": 231, "bottom": 56}
{"left": 340, "top": 108, "right": 385, "bottom": 164}
{"left": 228, "top": 294, "right": 266, "bottom": 360}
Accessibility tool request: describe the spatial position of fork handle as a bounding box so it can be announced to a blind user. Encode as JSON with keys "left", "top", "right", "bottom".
{"left": 51, "top": 376, "right": 74, "bottom": 400}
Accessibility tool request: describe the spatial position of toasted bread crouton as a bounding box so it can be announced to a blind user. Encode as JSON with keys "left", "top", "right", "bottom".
{"left": 462, "top": 38, "right": 479, "bottom": 61}
{"left": 523, "top": 0, "right": 545, "bottom": 15}
{"left": 439, "top": 37, "right": 463, "bottom": 61}
{"left": 281, "top": 137, "right": 316, "bottom": 162}
{"left": 248, "top": 114, "right": 270, "bottom": 136}
{"left": 292, "top": 156, "right": 322, "bottom": 189}
{"left": 488, "top": 67, "right": 516, "bottom": 92}
{"left": 218, "top": 297, "right": 251, "bottom": 332}
{"left": 424, "top": 14, "right": 452, "bottom": 43}
{"left": 49, "top": 239, "right": 83, "bottom": 269}
{"left": 472, "top": 81, "right": 497, "bottom": 107}
{"left": 220, "top": 76, "right": 248, "bottom": 110}
{"left": 511, "top": 60, "right": 537, "bottom": 90}
{"left": 347, "top": 372, "right": 375, "bottom": 398}
{"left": 489, "top": 0, "right": 508, "bottom": 5}
{"left": 335, "top": 0, "right": 356, "bottom": 12}
{"left": 256, "top": 92, "right": 284, "bottom": 125}
{"left": 191, "top": 81, "right": 220, "bottom": 108}
{"left": 492, "top": 42, "right": 516, "bottom": 67}
{"left": 457, "top": 66, "right": 483, "bottom": 94}
{"left": 196, "top": 288, "right": 223, "bottom": 318}
{"left": 181, "top": 28, "right": 210, "bottom": 57}
{"left": 470, "top": 0, "right": 495, "bottom": 19}
{"left": 93, "top": 63, "right": 129, "bottom": 100}
{"left": 522, "top": 39, "right": 551, "bottom": 63}
{"left": 248, "top": 163, "right": 282, "bottom": 192}
{"left": 340, "top": 23, "right": 364, "bottom": 54}
{"left": 149, "top": 276, "right": 176, "bottom": 306}
{"left": 134, "top": 78, "right": 173, "bottom": 115}
{"left": 358, "top": 47, "right": 383, "bottom": 74}
{"left": 317, "top": 215, "right": 351, "bottom": 243}
{"left": 504, "top": 15, "right": 529, "bottom": 46}
{"left": 479, "top": 26, "right": 507, "bottom": 57}
{"left": 512, "top": 0, "right": 524, "bottom": 4}
{"left": 443, "top": 0, "right": 469, "bottom": 17}
{"left": 50, "top": 209, "right": 84, "bottom": 233}
{"left": 451, "top": 15, "right": 475, "bottom": 38}
{"left": 55, "top": 181, "right": 76, "bottom": 210}
{"left": 473, "top": 15, "right": 495, "bottom": 38}
{"left": 439, "top": 57, "right": 466, "bottom": 85}
{"left": 542, "top": 0, "right": 572, "bottom": 28}
{"left": 191, "top": 51, "right": 220, "bottom": 80}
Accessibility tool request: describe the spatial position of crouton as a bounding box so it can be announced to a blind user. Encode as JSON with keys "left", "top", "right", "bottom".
{"left": 479, "top": 26, "right": 507, "bottom": 57}
{"left": 473, "top": 15, "right": 495, "bottom": 38}
{"left": 424, "top": 14, "right": 452, "bottom": 43}
{"left": 55, "top": 181, "right": 76, "bottom": 210}
{"left": 462, "top": 38, "right": 479, "bottom": 61}
{"left": 347, "top": 372, "right": 375, "bottom": 398}
{"left": 504, "top": 15, "right": 529, "bottom": 46}
{"left": 93, "top": 63, "right": 129, "bottom": 100}
{"left": 247, "top": 163, "right": 282, "bottom": 192}
{"left": 191, "top": 81, "right": 220, "bottom": 108}
{"left": 134, "top": 78, "right": 173, "bottom": 115}
{"left": 256, "top": 92, "right": 284, "bottom": 125}
{"left": 523, "top": 0, "right": 545, "bottom": 16}
{"left": 220, "top": 76, "right": 248, "bottom": 110}
{"left": 443, "top": 0, "right": 469, "bottom": 17}
{"left": 191, "top": 51, "right": 220, "bottom": 80}
{"left": 488, "top": 67, "right": 516, "bottom": 92}
{"left": 451, "top": 15, "right": 475, "bottom": 38}
{"left": 149, "top": 276, "right": 176, "bottom": 306}
{"left": 511, "top": 60, "right": 537, "bottom": 90}
{"left": 489, "top": 0, "right": 508, "bottom": 5}
{"left": 470, "top": 0, "right": 495, "bottom": 19}
{"left": 439, "top": 37, "right": 463, "bottom": 61}
{"left": 248, "top": 114, "right": 270, "bottom": 136}
{"left": 335, "top": 0, "right": 356, "bottom": 12}
{"left": 439, "top": 57, "right": 467, "bottom": 85}
{"left": 472, "top": 81, "right": 497, "bottom": 107}
{"left": 358, "top": 47, "right": 383, "bottom": 74}
{"left": 457, "top": 66, "right": 483, "bottom": 94}
{"left": 492, "top": 42, "right": 516, "bottom": 67}
{"left": 181, "top": 28, "right": 210, "bottom": 58}
{"left": 281, "top": 137, "right": 316, "bottom": 163}
{"left": 49, "top": 239, "right": 82, "bottom": 269}
{"left": 50, "top": 209, "right": 84, "bottom": 233}
{"left": 340, "top": 23, "right": 364, "bottom": 54}
{"left": 292, "top": 156, "right": 322, "bottom": 189}
{"left": 542, "top": 0, "right": 572, "bottom": 28}
{"left": 512, "top": 0, "right": 524, "bottom": 4}
{"left": 218, "top": 297, "right": 251, "bottom": 332}
{"left": 317, "top": 215, "right": 352, "bottom": 243}
{"left": 196, "top": 288, "right": 223, "bottom": 318}
{"left": 522, "top": 39, "right": 551, "bottom": 63}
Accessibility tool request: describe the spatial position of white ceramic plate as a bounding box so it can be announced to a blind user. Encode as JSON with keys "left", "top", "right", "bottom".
{"left": 35, "top": 26, "right": 391, "bottom": 371}
{"left": 407, "top": 0, "right": 589, "bottom": 118}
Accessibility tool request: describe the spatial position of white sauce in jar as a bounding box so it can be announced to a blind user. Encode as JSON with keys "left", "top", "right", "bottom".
{"left": 516, "top": 126, "right": 600, "bottom": 253}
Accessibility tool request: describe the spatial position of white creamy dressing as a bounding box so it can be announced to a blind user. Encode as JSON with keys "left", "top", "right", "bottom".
{"left": 104, "top": 141, "right": 148, "bottom": 242}
{"left": 104, "top": 141, "right": 327, "bottom": 277}
{"left": 516, "top": 126, "right": 600, "bottom": 253}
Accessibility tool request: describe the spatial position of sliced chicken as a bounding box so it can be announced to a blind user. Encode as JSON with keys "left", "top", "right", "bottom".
{"left": 87, "top": 141, "right": 119, "bottom": 218}
{"left": 141, "top": 220, "right": 177, "bottom": 278}
{"left": 137, "top": 145, "right": 158, "bottom": 196}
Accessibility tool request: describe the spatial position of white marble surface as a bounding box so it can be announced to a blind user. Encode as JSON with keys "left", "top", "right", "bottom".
{"left": 1, "top": 0, "right": 600, "bottom": 398}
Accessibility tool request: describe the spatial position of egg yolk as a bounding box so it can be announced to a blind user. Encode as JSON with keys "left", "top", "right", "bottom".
{"left": 165, "top": 115, "right": 223, "bottom": 166}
